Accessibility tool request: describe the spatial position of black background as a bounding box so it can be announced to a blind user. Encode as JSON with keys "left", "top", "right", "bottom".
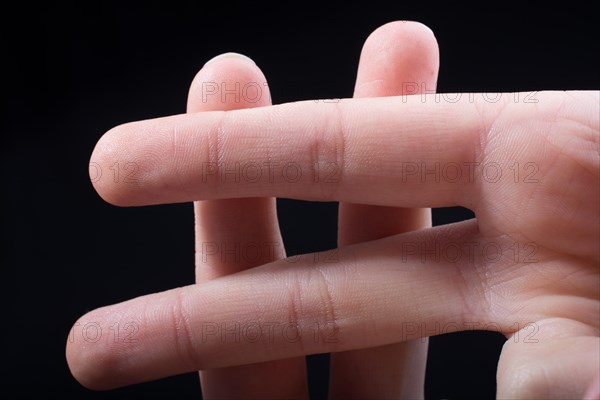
{"left": 1, "top": 2, "right": 598, "bottom": 399}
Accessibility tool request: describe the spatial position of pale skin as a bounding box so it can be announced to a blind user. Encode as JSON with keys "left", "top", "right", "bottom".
{"left": 66, "top": 22, "right": 600, "bottom": 399}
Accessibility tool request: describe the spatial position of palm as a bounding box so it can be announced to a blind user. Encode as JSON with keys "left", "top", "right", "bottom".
{"left": 465, "top": 92, "right": 599, "bottom": 398}
{"left": 472, "top": 92, "right": 598, "bottom": 324}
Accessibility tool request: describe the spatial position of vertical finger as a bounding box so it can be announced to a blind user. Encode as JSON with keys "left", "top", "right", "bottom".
{"left": 188, "top": 53, "right": 307, "bottom": 399}
{"left": 329, "top": 21, "right": 439, "bottom": 400}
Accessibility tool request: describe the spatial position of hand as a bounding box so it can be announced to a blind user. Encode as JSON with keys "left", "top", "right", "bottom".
{"left": 67, "top": 22, "right": 600, "bottom": 399}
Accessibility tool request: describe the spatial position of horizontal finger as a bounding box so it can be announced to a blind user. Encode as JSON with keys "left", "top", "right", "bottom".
{"left": 89, "top": 91, "right": 523, "bottom": 209}
{"left": 66, "top": 219, "right": 540, "bottom": 390}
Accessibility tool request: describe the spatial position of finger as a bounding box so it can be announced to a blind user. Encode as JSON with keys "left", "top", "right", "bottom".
{"left": 331, "top": 21, "right": 438, "bottom": 400}
{"left": 89, "top": 93, "right": 483, "bottom": 208}
{"left": 497, "top": 318, "right": 600, "bottom": 399}
{"left": 188, "top": 53, "right": 307, "bottom": 399}
{"left": 66, "top": 220, "right": 536, "bottom": 390}
{"left": 91, "top": 91, "right": 595, "bottom": 209}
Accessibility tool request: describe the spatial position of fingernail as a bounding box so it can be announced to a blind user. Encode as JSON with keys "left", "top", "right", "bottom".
{"left": 203, "top": 52, "right": 256, "bottom": 67}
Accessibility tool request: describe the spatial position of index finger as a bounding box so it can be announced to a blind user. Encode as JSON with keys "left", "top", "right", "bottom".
{"left": 89, "top": 91, "right": 574, "bottom": 209}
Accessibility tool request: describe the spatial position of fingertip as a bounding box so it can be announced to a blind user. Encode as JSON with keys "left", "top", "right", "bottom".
{"left": 66, "top": 311, "right": 122, "bottom": 391}
{"left": 89, "top": 124, "right": 140, "bottom": 207}
{"left": 356, "top": 21, "right": 439, "bottom": 98}
{"left": 188, "top": 52, "right": 271, "bottom": 112}
{"left": 364, "top": 21, "right": 437, "bottom": 48}
{"left": 90, "top": 111, "right": 222, "bottom": 208}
